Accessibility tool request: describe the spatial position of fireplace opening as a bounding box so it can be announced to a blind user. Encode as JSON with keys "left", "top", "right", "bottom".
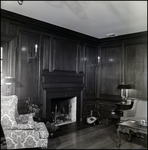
{"left": 50, "top": 96, "right": 77, "bottom": 126}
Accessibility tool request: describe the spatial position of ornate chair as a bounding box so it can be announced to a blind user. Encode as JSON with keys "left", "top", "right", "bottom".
{"left": 120, "top": 99, "right": 147, "bottom": 134}
{"left": 1, "top": 95, "right": 49, "bottom": 149}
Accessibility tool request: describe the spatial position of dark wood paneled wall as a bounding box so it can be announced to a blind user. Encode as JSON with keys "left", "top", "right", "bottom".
{"left": 99, "top": 33, "right": 147, "bottom": 100}
{"left": 1, "top": 9, "right": 147, "bottom": 118}
{"left": 100, "top": 46, "right": 122, "bottom": 95}
{"left": 16, "top": 30, "right": 40, "bottom": 100}
{"left": 42, "top": 35, "right": 52, "bottom": 71}
{"left": 84, "top": 45, "right": 98, "bottom": 99}
{"left": 124, "top": 43, "right": 147, "bottom": 99}
{"left": 1, "top": 19, "right": 17, "bottom": 42}
{"left": 77, "top": 43, "right": 85, "bottom": 73}
{"left": 52, "top": 37, "right": 77, "bottom": 72}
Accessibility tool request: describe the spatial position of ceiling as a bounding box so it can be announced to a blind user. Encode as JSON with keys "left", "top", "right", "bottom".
{"left": 1, "top": 1, "right": 147, "bottom": 39}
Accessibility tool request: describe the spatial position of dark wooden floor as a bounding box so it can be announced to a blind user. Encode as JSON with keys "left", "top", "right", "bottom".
{"left": 50, "top": 121, "right": 96, "bottom": 138}
{"left": 48, "top": 121, "right": 147, "bottom": 149}
{"left": 1, "top": 122, "right": 147, "bottom": 149}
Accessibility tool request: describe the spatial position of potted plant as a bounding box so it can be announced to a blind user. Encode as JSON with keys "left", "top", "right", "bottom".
{"left": 25, "top": 97, "right": 42, "bottom": 121}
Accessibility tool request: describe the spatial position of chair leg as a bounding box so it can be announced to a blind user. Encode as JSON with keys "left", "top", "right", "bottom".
{"left": 117, "top": 125, "right": 122, "bottom": 147}
{"left": 128, "top": 130, "right": 132, "bottom": 141}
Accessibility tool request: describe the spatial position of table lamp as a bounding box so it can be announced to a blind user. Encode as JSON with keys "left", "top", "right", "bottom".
{"left": 1, "top": 76, "right": 22, "bottom": 95}
{"left": 117, "top": 83, "right": 132, "bottom": 101}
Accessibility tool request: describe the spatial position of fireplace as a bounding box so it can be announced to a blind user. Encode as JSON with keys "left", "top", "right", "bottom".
{"left": 42, "top": 70, "right": 84, "bottom": 124}
{"left": 51, "top": 96, "right": 77, "bottom": 126}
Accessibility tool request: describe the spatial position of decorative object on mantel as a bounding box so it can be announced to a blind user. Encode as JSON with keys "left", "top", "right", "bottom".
{"left": 1, "top": 76, "right": 23, "bottom": 95}
{"left": 117, "top": 82, "right": 132, "bottom": 103}
{"left": 25, "top": 97, "right": 42, "bottom": 121}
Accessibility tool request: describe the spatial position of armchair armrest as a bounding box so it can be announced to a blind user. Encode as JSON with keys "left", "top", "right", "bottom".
{"left": 36, "top": 122, "right": 49, "bottom": 139}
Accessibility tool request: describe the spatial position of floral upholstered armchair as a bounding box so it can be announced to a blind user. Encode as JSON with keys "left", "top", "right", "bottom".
{"left": 1, "top": 95, "right": 49, "bottom": 149}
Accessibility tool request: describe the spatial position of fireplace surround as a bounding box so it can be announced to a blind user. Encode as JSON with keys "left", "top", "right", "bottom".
{"left": 42, "top": 70, "right": 84, "bottom": 123}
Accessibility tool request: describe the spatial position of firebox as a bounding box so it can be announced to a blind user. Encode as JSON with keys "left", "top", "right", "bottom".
{"left": 50, "top": 97, "right": 77, "bottom": 126}
{"left": 45, "top": 91, "right": 82, "bottom": 123}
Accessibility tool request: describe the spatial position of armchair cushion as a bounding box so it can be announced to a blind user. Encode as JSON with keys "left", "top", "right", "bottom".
{"left": 17, "top": 113, "right": 34, "bottom": 124}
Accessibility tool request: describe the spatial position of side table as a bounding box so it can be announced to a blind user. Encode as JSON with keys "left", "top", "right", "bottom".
{"left": 115, "top": 101, "right": 134, "bottom": 110}
{"left": 117, "top": 120, "right": 147, "bottom": 147}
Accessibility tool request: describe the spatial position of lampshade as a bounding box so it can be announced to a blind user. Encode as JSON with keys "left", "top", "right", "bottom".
{"left": 117, "top": 84, "right": 132, "bottom": 89}
{"left": 1, "top": 76, "right": 16, "bottom": 84}
{"left": 1, "top": 76, "right": 23, "bottom": 87}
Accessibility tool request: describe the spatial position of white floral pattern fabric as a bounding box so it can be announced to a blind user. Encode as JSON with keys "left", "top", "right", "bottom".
{"left": 1, "top": 95, "right": 49, "bottom": 149}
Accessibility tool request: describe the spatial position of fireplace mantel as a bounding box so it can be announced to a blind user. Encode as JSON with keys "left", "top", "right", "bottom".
{"left": 42, "top": 70, "right": 84, "bottom": 122}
